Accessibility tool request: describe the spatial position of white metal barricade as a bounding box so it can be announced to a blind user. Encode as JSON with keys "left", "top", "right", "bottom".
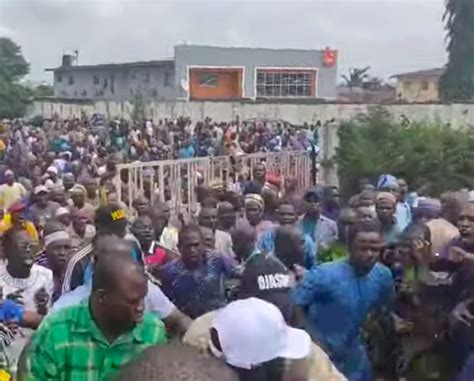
{"left": 115, "top": 150, "right": 313, "bottom": 217}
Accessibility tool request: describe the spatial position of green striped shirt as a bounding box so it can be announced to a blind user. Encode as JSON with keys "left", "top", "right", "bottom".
{"left": 26, "top": 300, "right": 167, "bottom": 381}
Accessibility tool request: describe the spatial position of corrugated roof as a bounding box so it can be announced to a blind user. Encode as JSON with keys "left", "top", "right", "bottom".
{"left": 45, "top": 59, "right": 174, "bottom": 72}
{"left": 390, "top": 68, "right": 444, "bottom": 79}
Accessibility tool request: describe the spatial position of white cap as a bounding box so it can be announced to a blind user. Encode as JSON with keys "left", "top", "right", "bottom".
{"left": 34, "top": 185, "right": 49, "bottom": 194}
{"left": 469, "top": 191, "right": 474, "bottom": 202}
{"left": 55, "top": 207, "right": 70, "bottom": 217}
{"left": 47, "top": 166, "right": 58, "bottom": 175}
{"left": 212, "top": 297, "right": 311, "bottom": 369}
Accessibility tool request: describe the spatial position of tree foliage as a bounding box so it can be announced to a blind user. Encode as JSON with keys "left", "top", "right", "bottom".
{"left": 31, "top": 84, "right": 54, "bottom": 98}
{"left": 341, "top": 67, "right": 371, "bottom": 88}
{"left": 0, "top": 37, "right": 30, "bottom": 118}
{"left": 335, "top": 106, "right": 474, "bottom": 197}
{"left": 131, "top": 93, "right": 147, "bottom": 125}
{"left": 439, "top": 0, "right": 474, "bottom": 101}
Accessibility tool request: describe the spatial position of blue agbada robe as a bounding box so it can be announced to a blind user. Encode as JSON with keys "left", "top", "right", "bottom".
{"left": 292, "top": 259, "right": 394, "bottom": 381}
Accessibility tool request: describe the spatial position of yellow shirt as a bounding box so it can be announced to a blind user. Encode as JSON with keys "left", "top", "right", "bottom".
{"left": 0, "top": 183, "right": 27, "bottom": 211}
{"left": 0, "top": 215, "right": 39, "bottom": 242}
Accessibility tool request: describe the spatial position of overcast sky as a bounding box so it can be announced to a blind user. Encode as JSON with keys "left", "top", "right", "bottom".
{"left": 0, "top": 0, "right": 447, "bottom": 83}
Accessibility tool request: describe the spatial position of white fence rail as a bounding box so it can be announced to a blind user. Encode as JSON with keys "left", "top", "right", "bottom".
{"left": 115, "top": 151, "right": 314, "bottom": 217}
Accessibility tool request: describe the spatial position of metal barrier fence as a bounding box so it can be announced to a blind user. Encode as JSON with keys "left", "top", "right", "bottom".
{"left": 115, "top": 150, "right": 313, "bottom": 217}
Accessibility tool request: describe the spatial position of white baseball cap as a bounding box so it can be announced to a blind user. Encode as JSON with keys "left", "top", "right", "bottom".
{"left": 212, "top": 297, "right": 311, "bottom": 369}
{"left": 47, "top": 166, "right": 58, "bottom": 175}
{"left": 34, "top": 185, "right": 49, "bottom": 195}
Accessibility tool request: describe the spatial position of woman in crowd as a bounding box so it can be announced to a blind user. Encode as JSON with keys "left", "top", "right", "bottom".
{"left": 243, "top": 194, "right": 274, "bottom": 241}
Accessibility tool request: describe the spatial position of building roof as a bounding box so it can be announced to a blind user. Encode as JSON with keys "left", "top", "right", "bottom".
{"left": 45, "top": 59, "right": 174, "bottom": 72}
{"left": 175, "top": 44, "right": 329, "bottom": 53}
{"left": 390, "top": 68, "right": 444, "bottom": 80}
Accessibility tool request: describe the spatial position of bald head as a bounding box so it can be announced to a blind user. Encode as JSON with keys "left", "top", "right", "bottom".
{"left": 117, "top": 344, "right": 238, "bottom": 381}
{"left": 274, "top": 225, "right": 305, "bottom": 269}
{"left": 339, "top": 207, "right": 357, "bottom": 225}
{"left": 94, "top": 235, "right": 133, "bottom": 262}
{"left": 232, "top": 223, "right": 257, "bottom": 262}
{"left": 218, "top": 201, "right": 234, "bottom": 213}
{"left": 92, "top": 247, "right": 145, "bottom": 292}
{"left": 91, "top": 245, "right": 148, "bottom": 333}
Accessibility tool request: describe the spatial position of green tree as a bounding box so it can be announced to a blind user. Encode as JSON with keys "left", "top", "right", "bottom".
{"left": 336, "top": 106, "right": 474, "bottom": 197}
{"left": 439, "top": 0, "right": 474, "bottom": 101}
{"left": 131, "top": 93, "right": 147, "bottom": 125}
{"left": 31, "top": 84, "right": 54, "bottom": 98}
{"left": 0, "top": 37, "right": 30, "bottom": 118}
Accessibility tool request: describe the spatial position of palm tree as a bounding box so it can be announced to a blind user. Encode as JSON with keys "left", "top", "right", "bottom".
{"left": 439, "top": 0, "right": 474, "bottom": 101}
{"left": 341, "top": 67, "right": 371, "bottom": 88}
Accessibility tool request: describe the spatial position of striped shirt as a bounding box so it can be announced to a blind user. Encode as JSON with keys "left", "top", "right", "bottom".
{"left": 61, "top": 242, "right": 93, "bottom": 294}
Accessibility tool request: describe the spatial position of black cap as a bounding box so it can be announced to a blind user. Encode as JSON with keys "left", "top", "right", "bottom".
{"left": 239, "top": 254, "right": 293, "bottom": 322}
{"left": 95, "top": 205, "right": 128, "bottom": 230}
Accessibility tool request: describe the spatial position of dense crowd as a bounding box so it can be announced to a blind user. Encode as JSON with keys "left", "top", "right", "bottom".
{"left": 0, "top": 115, "right": 474, "bottom": 381}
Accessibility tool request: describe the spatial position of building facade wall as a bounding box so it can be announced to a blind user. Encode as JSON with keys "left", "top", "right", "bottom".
{"left": 53, "top": 63, "right": 177, "bottom": 101}
{"left": 174, "top": 45, "right": 337, "bottom": 100}
{"left": 395, "top": 77, "right": 439, "bottom": 102}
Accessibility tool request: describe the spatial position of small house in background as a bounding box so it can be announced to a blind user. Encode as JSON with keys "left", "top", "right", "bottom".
{"left": 390, "top": 68, "right": 444, "bottom": 103}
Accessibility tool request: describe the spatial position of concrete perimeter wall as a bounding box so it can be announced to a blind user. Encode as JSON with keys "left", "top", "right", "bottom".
{"left": 28, "top": 100, "right": 474, "bottom": 186}
{"left": 29, "top": 100, "right": 474, "bottom": 127}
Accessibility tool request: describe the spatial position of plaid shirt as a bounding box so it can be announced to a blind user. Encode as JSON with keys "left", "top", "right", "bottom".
{"left": 26, "top": 300, "right": 167, "bottom": 381}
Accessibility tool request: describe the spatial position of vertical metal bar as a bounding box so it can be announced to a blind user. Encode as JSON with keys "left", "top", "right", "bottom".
{"left": 149, "top": 168, "right": 155, "bottom": 204}
{"left": 128, "top": 168, "right": 133, "bottom": 210}
{"left": 158, "top": 164, "right": 164, "bottom": 203}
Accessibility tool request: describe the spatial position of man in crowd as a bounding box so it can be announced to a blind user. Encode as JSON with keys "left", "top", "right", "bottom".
{"left": 198, "top": 206, "right": 234, "bottom": 257}
{"left": 149, "top": 202, "right": 179, "bottom": 252}
{"left": 258, "top": 200, "right": 317, "bottom": 269}
{"left": 53, "top": 235, "right": 191, "bottom": 336}
{"left": 0, "top": 227, "right": 53, "bottom": 368}
{"left": 377, "top": 174, "right": 411, "bottom": 230}
{"left": 300, "top": 187, "right": 339, "bottom": 257}
{"left": 322, "top": 185, "right": 342, "bottom": 222}
{"left": 159, "top": 225, "right": 239, "bottom": 318}
{"left": 0, "top": 169, "right": 27, "bottom": 211}
{"left": 0, "top": 202, "right": 39, "bottom": 241}
{"left": 61, "top": 204, "right": 130, "bottom": 294}
{"left": 29, "top": 185, "right": 60, "bottom": 228}
{"left": 293, "top": 221, "right": 394, "bottom": 381}
{"left": 217, "top": 201, "right": 237, "bottom": 233}
{"left": 69, "top": 184, "right": 96, "bottom": 222}
{"left": 244, "top": 163, "right": 267, "bottom": 194}
{"left": 37, "top": 225, "right": 73, "bottom": 302}
{"left": 375, "top": 192, "right": 404, "bottom": 246}
{"left": 26, "top": 250, "right": 168, "bottom": 380}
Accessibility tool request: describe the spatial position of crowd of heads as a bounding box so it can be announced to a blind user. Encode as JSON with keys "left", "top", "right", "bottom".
{"left": 2, "top": 114, "right": 474, "bottom": 380}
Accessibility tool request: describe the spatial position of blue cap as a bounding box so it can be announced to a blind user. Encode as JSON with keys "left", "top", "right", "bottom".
{"left": 377, "top": 174, "right": 398, "bottom": 190}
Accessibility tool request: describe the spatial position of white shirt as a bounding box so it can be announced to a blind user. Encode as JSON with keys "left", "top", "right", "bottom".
{"left": 215, "top": 229, "right": 234, "bottom": 258}
{"left": 0, "top": 262, "right": 53, "bottom": 312}
{"left": 0, "top": 262, "right": 53, "bottom": 367}
{"left": 146, "top": 121, "right": 153, "bottom": 137}
{"left": 51, "top": 280, "right": 175, "bottom": 319}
